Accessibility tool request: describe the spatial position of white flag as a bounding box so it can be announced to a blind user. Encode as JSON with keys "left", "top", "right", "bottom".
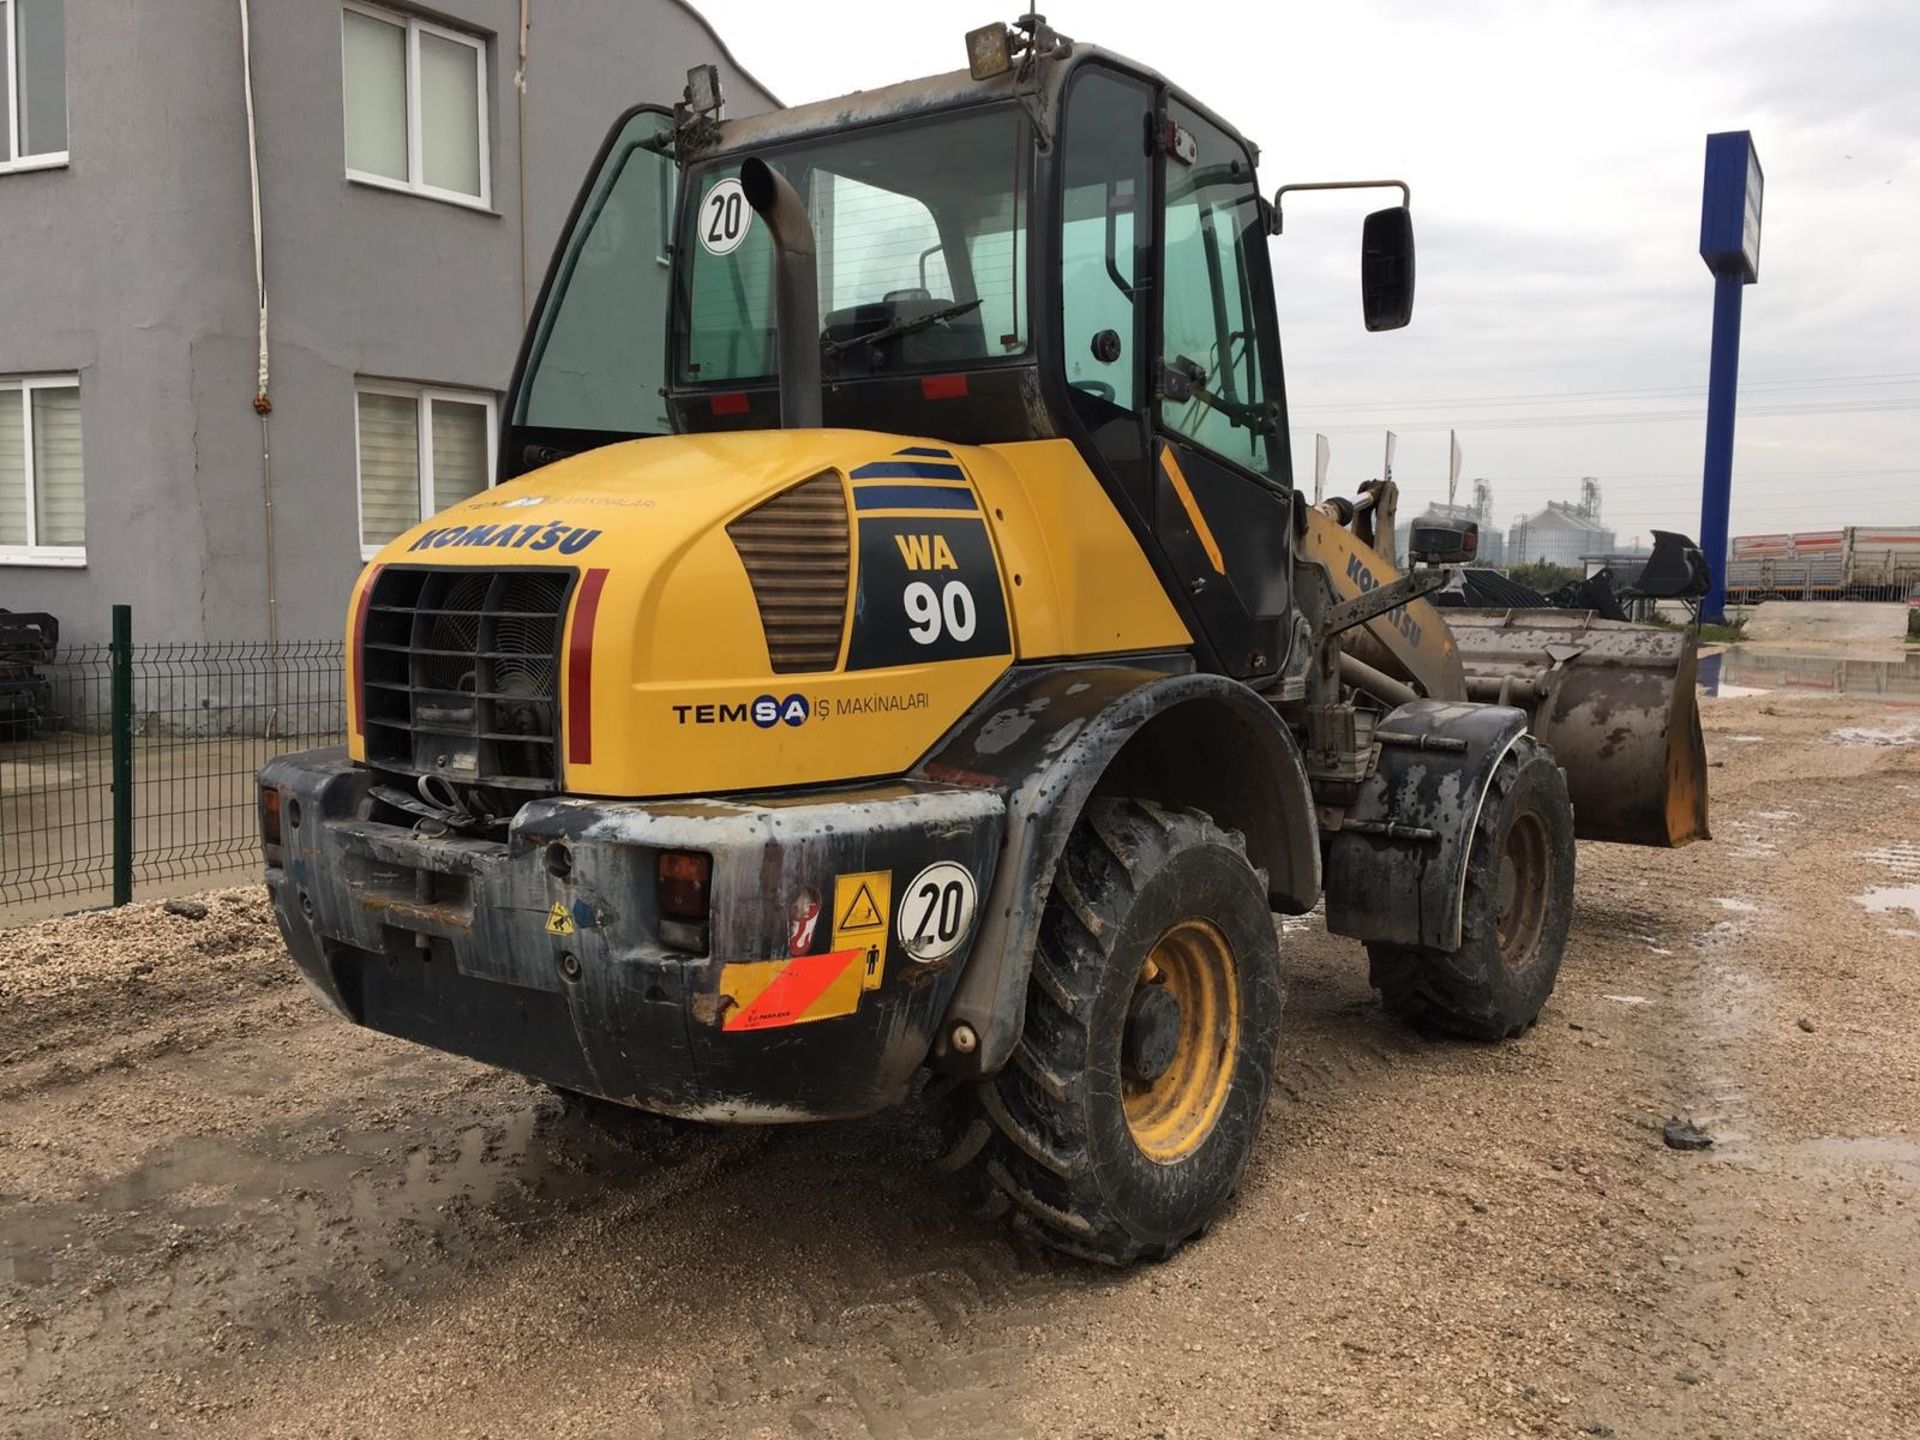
{"left": 1383, "top": 431, "right": 1397, "bottom": 486}
{"left": 1314, "top": 434, "right": 1329, "bottom": 505}
{"left": 1448, "top": 430, "right": 1462, "bottom": 509}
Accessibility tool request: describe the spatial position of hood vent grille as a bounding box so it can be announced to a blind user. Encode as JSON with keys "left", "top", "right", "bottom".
{"left": 727, "top": 473, "right": 850, "bottom": 674}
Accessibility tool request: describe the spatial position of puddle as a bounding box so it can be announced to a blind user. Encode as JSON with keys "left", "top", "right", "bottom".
{"left": 1279, "top": 901, "right": 1325, "bottom": 936}
{"left": 1724, "top": 817, "right": 1784, "bottom": 858}
{"left": 1856, "top": 885, "right": 1920, "bottom": 921}
{"left": 1834, "top": 721, "right": 1920, "bottom": 747}
{"left": 1802, "top": 1137, "right": 1920, "bottom": 1184}
{"left": 1861, "top": 842, "right": 1920, "bottom": 881}
{"left": 1698, "top": 647, "right": 1920, "bottom": 703}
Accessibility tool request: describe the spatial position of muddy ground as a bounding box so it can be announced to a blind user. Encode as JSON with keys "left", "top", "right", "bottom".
{"left": 3, "top": 685, "right": 1918, "bottom": 1438}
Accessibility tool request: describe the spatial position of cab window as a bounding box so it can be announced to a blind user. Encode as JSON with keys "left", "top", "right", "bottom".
{"left": 1059, "top": 70, "right": 1153, "bottom": 414}
{"left": 515, "top": 110, "right": 677, "bottom": 436}
{"left": 677, "top": 107, "right": 1032, "bottom": 385}
{"left": 1158, "top": 101, "right": 1276, "bottom": 476}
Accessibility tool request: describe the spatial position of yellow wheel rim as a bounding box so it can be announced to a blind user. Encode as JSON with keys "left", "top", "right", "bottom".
{"left": 1121, "top": 918, "right": 1240, "bottom": 1165}
{"left": 1496, "top": 811, "right": 1550, "bottom": 972}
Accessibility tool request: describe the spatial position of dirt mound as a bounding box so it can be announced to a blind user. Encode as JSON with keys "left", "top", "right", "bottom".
{"left": 1742, "top": 600, "right": 1909, "bottom": 646}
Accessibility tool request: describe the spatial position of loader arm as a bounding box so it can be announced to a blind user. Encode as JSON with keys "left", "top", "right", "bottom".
{"left": 1298, "top": 498, "right": 1709, "bottom": 848}
{"left": 1296, "top": 502, "right": 1465, "bottom": 699}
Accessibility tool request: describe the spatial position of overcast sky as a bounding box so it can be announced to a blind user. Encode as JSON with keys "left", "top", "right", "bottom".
{"left": 695, "top": 0, "right": 1918, "bottom": 545}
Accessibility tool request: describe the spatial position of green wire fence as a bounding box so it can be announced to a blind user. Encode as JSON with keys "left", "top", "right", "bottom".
{"left": 1, "top": 606, "right": 343, "bottom": 920}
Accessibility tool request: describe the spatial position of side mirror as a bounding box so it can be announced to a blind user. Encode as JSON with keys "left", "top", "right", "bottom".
{"left": 1409, "top": 519, "right": 1476, "bottom": 565}
{"left": 1361, "top": 206, "right": 1415, "bottom": 331}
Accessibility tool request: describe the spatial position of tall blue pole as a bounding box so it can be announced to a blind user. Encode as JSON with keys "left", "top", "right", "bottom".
{"left": 1698, "top": 275, "right": 1744, "bottom": 623}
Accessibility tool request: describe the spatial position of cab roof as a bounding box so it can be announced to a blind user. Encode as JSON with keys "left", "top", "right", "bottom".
{"left": 688, "top": 42, "right": 1259, "bottom": 165}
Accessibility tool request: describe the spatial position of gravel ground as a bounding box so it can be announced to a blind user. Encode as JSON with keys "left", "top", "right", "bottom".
{"left": 3, "top": 686, "right": 1918, "bottom": 1439}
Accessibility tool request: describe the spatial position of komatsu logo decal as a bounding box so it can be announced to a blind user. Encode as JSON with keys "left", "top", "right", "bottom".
{"left": 1345, "top": 553, "right": 1425, "bottom": 649}
{"left": 407, "top": 521, "right": 603, "bottom": 554}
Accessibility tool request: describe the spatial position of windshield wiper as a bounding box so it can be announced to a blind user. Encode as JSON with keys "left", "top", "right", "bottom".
{"left": 1162, "top": 354, "right": 1273, "bottom": 433}
{"left": 821, "top": 299, "right": 985, "bottom": 359}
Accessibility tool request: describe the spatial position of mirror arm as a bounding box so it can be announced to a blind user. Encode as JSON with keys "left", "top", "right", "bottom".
{"left": 1270, "top": 179, "right": 1411, "bottom": 235}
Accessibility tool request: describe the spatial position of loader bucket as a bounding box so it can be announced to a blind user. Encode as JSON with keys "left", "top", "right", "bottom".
{"left": 1443, "top": 610, "right": 1710, "bottom": 847}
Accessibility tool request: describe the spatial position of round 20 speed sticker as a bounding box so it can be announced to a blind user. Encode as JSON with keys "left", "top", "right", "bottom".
{"left": 698, "top": 177, "right": 751, "bottom": 256}
{"left": 898, "top": 862, "right": 978, "bottom": 963}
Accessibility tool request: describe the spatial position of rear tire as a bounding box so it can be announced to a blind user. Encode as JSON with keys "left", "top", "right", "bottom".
{"left": 944, "top": 799, "right": 1285, "bottom": 1264}
{"left": 1366, "top": 736, "right": 1575, "bottom": 1039}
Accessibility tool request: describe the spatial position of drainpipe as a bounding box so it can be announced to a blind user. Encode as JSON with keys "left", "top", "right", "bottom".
{"left": 238, "top": 0, "right": 282, "bottom": 735}
{"left": 739, "top": 157, "right": 821, "bottom": 428}
{"left": 515, "top": 0, "right": 530, "bottom": 317}
{"left": 237, "top": 2, "right": 277, "bottom": 643}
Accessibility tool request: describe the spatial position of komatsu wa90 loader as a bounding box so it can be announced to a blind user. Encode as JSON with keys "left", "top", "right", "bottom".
{"left": 262, "top": 16, "right": 1707, "bottom": 1262}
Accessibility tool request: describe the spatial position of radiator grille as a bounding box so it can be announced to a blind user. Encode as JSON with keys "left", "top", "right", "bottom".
{"left": 361, "top": 567, "right": 575, "bottom": 794}
{"left": 727, "top": 473, "right": 851, "bottom": 674}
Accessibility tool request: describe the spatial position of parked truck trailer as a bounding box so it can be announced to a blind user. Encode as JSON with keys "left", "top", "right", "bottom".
{"left": 1728, "top": 527, "right": 1920, "bottom": 602}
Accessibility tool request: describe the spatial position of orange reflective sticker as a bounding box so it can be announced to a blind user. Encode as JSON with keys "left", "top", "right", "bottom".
{"left": 719, "top": 948, "right": 865, "bottom": 1031}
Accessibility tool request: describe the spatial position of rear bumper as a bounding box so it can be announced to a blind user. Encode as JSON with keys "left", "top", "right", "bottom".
{"left": 261, "top": 748, "right": 1004, "bottom": 1120}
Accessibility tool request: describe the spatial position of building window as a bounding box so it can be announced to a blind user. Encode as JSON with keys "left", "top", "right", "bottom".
{"left": 2, "top": 0, "right": 68, "bottom": 172}
{"left": 356, "top": 384, "right": 496, "bottom": 556}
{"left": 342, "top": 3, "right": 489, "bottom": 206}
{"left": 0, "top": 376, "right": 85, "bottom": 565}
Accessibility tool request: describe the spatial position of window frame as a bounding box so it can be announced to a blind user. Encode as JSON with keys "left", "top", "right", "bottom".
{"left": 0, "top": 374, "right": 85, "bottom": 567}
{"left": 353, "top": 381, "right": 499, "bottom": 560}
{"left": 672, "top": 102, "right": 1036, "bottom": 389}
{"left": 1, "top": 0, "right": 70, "bottom": 175}
{"left": 341, "top": 1, "right": 491, "bottom": 211}
{"left": 1154, "top": 97, "right": 1285, "bottom": 481}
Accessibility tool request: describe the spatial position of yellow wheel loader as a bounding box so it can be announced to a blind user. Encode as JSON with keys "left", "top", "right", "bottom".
{"left": 260, "top": 16, "right": 1707, "bottom": 1264}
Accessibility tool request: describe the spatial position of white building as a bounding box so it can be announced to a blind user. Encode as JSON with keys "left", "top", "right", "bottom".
{"left": 1508, "top": 501, "right": 1616, "bottom": 570}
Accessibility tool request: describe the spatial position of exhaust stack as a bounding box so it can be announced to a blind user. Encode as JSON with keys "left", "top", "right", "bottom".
{"left": 739, "top": 157, "right": 822, "bottom": 429}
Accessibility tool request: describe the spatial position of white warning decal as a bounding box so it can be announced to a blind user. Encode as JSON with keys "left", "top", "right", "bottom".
{"left": 698, "top": 176, "right": 751, "bottom": 256}
{"left": 898, "top": 861, "right": 977, "bottom": 963}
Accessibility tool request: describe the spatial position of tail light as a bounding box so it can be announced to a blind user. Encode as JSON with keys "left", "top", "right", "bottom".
{"left": 657, "top": 850, "right": 712, "bottom": 953}
{"left": 258, "top": 784, "right": 283, "bottom": 849}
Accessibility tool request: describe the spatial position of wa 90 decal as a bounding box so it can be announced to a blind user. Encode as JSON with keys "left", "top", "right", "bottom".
{"left": 899, "top": 862, "right": 978, "bottom": 963}
{"left": 847, "top": 517, "right": 1010, "bottom": 670}
{"left": 905, "top": 580, "right": 976, "bottom": 645}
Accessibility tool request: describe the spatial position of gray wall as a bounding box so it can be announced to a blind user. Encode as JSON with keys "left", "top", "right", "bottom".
{"left": 1, "top": 0, "right": 774, "bottom": 644}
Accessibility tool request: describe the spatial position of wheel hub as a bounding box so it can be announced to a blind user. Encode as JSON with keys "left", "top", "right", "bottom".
{"left": 1496, "top": 811, "right": 1551, "bottom": 970}
{"left": 1122, "top": 984, "right": 1183, "bottom": 1083}
{"left": 1120, "top": 919, "right": 1241, "bottom": 1165}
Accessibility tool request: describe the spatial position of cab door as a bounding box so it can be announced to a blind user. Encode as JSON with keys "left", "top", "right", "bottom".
{"left": 1151, "top": 99, "right": 1293, "bottom": 682}
{"left": 502, "top": 107, "right": 677, "bottom": 479}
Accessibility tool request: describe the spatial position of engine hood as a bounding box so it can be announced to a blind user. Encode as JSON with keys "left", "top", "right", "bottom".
{"left": 348, "top": 430, "right": 1022, "bottom": 798}
{"left": 391, "top": 430, "right": 876, "bottom": 567}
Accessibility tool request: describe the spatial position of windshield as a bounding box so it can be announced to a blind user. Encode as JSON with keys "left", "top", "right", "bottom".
{"left": 675, "top": 106, "right": 1032, "bottom": 385}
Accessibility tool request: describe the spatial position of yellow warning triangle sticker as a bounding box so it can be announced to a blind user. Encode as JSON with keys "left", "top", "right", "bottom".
{"left": 545, "top": 903, "right": 575, "bottom": 936}
{"left": 838, "top": 882, "right": 884, "bottom": 931}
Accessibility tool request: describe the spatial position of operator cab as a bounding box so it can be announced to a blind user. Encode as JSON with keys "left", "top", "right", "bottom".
{"left": 501, "top": 20, "right": 1414, "bottom": 682}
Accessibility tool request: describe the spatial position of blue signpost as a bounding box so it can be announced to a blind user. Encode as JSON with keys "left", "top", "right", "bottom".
{"left": 1697, "top": 131, "right": 1763, "bottom": 622}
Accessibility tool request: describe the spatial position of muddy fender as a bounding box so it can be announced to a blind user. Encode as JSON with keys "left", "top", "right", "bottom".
{"left": 918, "top": 661, "right": 1319, "bottom": 1078}
{"left": 1323, "top": 699, "right": 1532, "bottom": 952}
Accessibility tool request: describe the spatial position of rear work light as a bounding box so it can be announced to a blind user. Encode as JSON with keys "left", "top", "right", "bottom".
{"left": 656, "top": 850, "right": 713, "bottom": 954}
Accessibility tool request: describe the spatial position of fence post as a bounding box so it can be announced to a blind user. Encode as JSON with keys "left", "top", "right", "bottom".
{"left": 110, "top": 604, "right": 134, "bottom": 906}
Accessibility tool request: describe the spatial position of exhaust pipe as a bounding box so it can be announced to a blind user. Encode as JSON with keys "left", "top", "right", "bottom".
{"left": 739, "top": 157, "right": 822, "bottom": 429}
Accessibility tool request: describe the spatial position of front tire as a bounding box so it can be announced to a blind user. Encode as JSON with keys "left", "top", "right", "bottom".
{"left": 1366, "top": 735, "right": 1575, "bottom": 1039}
{"left": 944, "top": 800, "right": 1285, "bottom": 1264}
